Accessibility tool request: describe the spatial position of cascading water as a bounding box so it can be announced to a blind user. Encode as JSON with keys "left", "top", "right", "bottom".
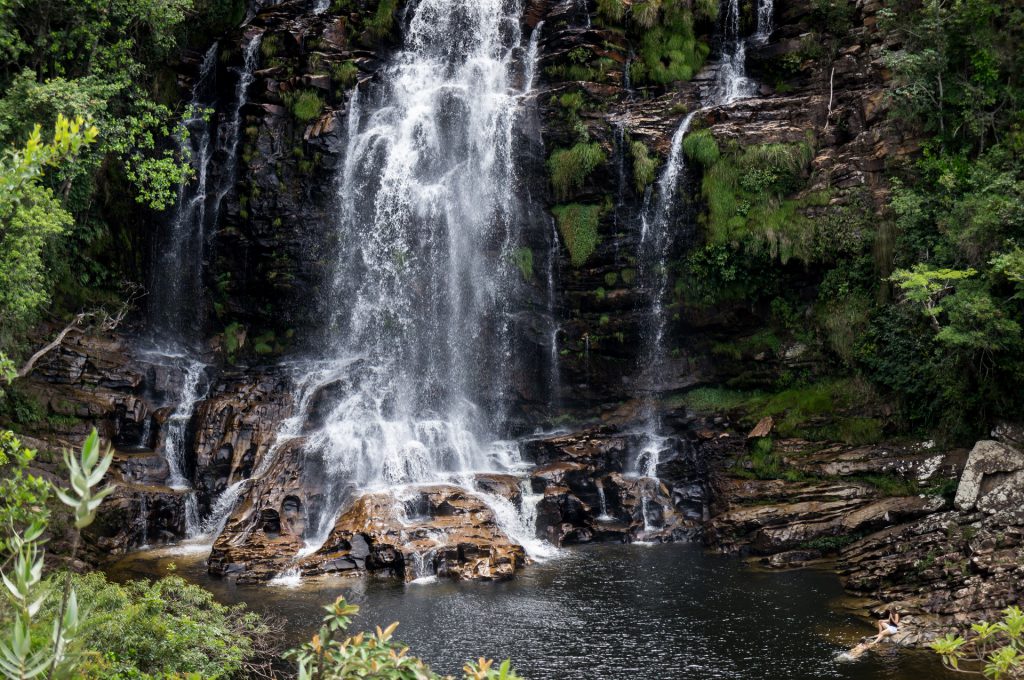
{"left": 564, "top": 0, "right": 591, "bottom": 29}
{"left": 161, "top": 360, "right": 210, "bottom": 535}
{"left": 163, "top": 362, "right": 206, "bottom": 490}
{"left": 596, "top": 479, "right": 612, "bottom": 521}
{"left": 476, "top": 481, "right": 558, "bottom": 560}
{"left": 627, "top": 0, "right": 775, "bottom": 538}
{"left": 714, "top": 0, "right": 756, "bottom": 104}
{"left": 546, "top": 213, "right": 563, "bottom": 411}
{"left": 211, "top": 33, "right": 262, "bottom": 232}
{"left": 523, "top": 21, "right": 545, "bottom": 94}
{"left": 145, "top": 35, "right": 263, "bottom": 542}
{"left": 148, "top": 43, "right": 218, "bottom": 342}
{"left": 288, "top": 0, "right": 551, "bottom": 560}
{"left": 755, "top": 0, "right": 774, "bottom": 43}
{"left": 637, "top": 111, "right": 697, "bottom": 429}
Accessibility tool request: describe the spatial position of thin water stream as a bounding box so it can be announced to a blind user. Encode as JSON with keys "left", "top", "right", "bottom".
{"left": 110, "top": 543, "right": 954, "bottom": 680}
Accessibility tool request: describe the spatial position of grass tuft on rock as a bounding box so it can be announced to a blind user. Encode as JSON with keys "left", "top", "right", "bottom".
{"left": 630, "top": 140, "right": 658, "bottom": 193}
{"left": 284, "top": 89, "right": 324, "bottom": 122}
{"left": 512, "top": 247, "right": 534, "bottom": 281}
{"left": 548, "top": 142, "right": 606, "bottom": 200}
{"left": 682, "top": 129, "right": 720, "bottom": 167}
{"left": 553, "top": 203, "right": 602, "bottom": 267}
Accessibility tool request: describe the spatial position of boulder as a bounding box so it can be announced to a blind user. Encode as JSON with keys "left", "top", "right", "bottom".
{"left": 954, "top": 440, "right": 1024, "bottom": 516}
{"left": 307, "top": 485, "right": 526, "bottom": 582}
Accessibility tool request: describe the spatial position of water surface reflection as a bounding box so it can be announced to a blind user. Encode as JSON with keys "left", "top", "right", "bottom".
{"left": 111, "top": 543, "right": 953, "bottom": 679}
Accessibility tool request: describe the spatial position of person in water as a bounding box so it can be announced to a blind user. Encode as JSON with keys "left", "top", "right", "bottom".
{"left": 874, "top": 608, "right": 900, "bottom": 643}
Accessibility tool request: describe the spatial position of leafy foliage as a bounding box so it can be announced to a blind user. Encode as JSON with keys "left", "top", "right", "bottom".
{"left": 596, "top": 0, "right": 715, "bottom": 85}
{"left": 686, "top": 133, "right": 822, "bottom": 264}
{"left": 0, "top": 116, "right": 98, "bottom": 350}
{"left": 0, "top": 432, "right": 51, "bottom": 559}
{"left": 630, "top": 140, "right": 658, "bottom": 193}
{"left": 58, "top": 573, "right": 275, "bottom": 679}
{"left": 284, "top": 90, "right": 326, "bottom": 123}
{"left": 0, "top": 429, "right": 112, "bottom": 678}
{"left": 287, "top": 597, "right": 523, "bottom": 680}
{"left": 932, "top": 606, "right": 1024, "bottom": 679}
{"left": 512, "top": 247, "right": 534, "bottom": 281}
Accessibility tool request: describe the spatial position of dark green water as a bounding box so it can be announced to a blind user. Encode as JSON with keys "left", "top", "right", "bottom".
{"left": 111, "top": 543, "right": 954, "bottom": 679}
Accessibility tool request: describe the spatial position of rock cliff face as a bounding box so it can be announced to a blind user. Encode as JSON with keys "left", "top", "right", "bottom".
{"left": 5, "top": 0, "right": 1020, "bottom": 649}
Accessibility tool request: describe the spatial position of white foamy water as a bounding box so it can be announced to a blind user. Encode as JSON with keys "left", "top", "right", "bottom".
{"left": 282, "top": 0, "right": 554, "bottom": 561}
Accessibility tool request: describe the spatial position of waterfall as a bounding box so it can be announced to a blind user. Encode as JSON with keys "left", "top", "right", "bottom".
{"left": 755, "top": 0, "right": 774, "bottom": 43}
{"left": 476, "top": 482, "right": 557, "bottom": 561}
{"left": 637, "top": 112, "right": 697, "bottom": 431}
{"left": 211, "top": 33, "right": 262, "bottom": 231}
{"left": 409, "top": 549, "right": 439, "bottom": 584}
{"left": 563, "top": 0, "right": 591, "bottom": 29}
{"left": 596, "top": 479, "right": 612, "bottom": 521}
{"left": 289, "top": 0, "right": 545, "bottom": 553}
{"left": 714, "top": 0, "right": 755, "bottom": 104}
{"left": 523, "top": 21, "right": 545, "bottom": 94}
{"left": 547, "top": 214, "right": 562, "bottom": 411}
{"left": 633, "top": 435, "right": 667, "bottom": 539}
{"left": 162, "top": 361, "right": 207, "bottom": 490}
{"left": 148, "top": 43, "right": 218, "bottom": 342}
{"left": 138, "top": 494, "right": 150, "bottom": 547}
{"left": 158, "top": 360, "right": 209, "bottom": 536}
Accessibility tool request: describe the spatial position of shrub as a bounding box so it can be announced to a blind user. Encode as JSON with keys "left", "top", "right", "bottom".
{"left": 932, "top": 606, "right": 1024, "bottom": 679}
{"left": 366, "top": 0, "right": 398, "bottom": 39}
{"left": 548, "top": 142, "right": 606, "bottom": 200}
{"left": 284, "top": 90, "right": 325, "bottom": 122}
{"left": 45, "top": 573, "right": 276, "bottom": 679}
{"left": 596, "top": 0, "right": 625, "bottom": 22}
{"left": 288, "top": 597, "right": 522, "bottom": 680}
{"left": 682, "top": 129, "right": 719, "bottom": 167}
{"left": 553, "top": 203, "right": 602, "bottom": 267}
{"left": 692, "top": 136, "right": 821, "bottom": 264}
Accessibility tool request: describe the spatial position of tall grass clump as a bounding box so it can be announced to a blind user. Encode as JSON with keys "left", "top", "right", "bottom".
{"left": 553, "top": 203, "right": 602, "bottom": 267}
{"left": 682, "top": 129, "right": 720, "bottom": 167}
{"left": 631, "top": 141, "right": 658, "bottom": 192}
{"left": 548, "top": 142, "right": 606, "bottom": 200}
{"left": 284, "top": 90, "right": 324, "bottom": 122}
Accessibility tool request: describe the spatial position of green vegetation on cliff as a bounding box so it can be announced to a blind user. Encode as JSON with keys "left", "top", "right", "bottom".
{"left": 548, "top": 142, "right": 607, "bottom": 200}
{"left": 0, "top": 0, "right": 238, "bottom": 364}
{"left": 553, "top": 203, "right": 602, "bottom": 267}
{"left": 680, "top": 0, "right": 1024, "bottom": 442}
{"left": 596, "top": 0, "right": 715, "bottom": 85}
{"left": 684, "top": 133, "right": 824, "bottom": 264}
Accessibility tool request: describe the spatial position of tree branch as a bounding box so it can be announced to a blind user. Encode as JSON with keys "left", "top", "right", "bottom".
{"left": 14, "top": 284, "right": 142, "bottom": 379}
{"left": 16, "top": 313, "right": 89, "bottom": 379}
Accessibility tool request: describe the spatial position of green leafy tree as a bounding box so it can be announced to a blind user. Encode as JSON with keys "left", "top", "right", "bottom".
{"left": 890, "top": 264, "right": 977, "bottom": 330}
{"left": 0, "top": 114, "right": 98, "bottom": 353}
